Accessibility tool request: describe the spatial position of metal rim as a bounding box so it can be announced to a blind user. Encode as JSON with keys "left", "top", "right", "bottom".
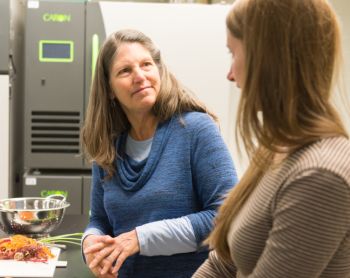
{"left": 0, "top": 197, "right": 70, "bottom": 211}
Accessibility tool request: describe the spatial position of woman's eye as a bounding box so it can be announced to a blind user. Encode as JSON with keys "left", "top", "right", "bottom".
{"left": 143, "top": 61, "right": 153, "bottom": 67}
{"left": 227, "top": 49, "right": 235, "bottom": 58}
{"left": 118, "top": 68, "right": 130, "bottom": 75}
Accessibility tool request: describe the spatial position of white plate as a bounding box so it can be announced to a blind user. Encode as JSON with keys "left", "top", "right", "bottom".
{"left": 0, "top": 247, "right": 60, "bottom": 277}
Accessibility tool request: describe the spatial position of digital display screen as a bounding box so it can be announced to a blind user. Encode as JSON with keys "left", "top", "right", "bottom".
{"left": 42, "top": 43, "right": 71, "bottom": 59}
{"left": 39, "top": 40, "right": 74, "bottom": 62}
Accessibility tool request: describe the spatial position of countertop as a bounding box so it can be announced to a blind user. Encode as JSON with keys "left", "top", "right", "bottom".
{"left": 0, "top": 214, "right": 95, "bottom": 278}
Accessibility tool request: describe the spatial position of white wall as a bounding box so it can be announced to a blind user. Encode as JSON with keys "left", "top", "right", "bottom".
{"left": 0, "top": 75, "right": 9, "bottom": 200}
{"left": 331, "top": 0, "right": 350, "bottom": 133}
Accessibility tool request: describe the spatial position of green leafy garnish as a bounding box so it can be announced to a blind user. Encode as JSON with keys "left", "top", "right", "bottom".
{"left": 39, "top": 233, "right": 83, "bottom": 247}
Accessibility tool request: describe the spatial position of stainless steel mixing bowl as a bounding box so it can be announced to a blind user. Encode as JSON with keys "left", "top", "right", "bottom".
{"left": 0, "top": 196, "right": 70, "bottom": 237}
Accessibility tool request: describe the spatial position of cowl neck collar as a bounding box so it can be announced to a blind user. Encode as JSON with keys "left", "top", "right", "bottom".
{"left": 115, "top": 116, "right": 174, "bottom": 191}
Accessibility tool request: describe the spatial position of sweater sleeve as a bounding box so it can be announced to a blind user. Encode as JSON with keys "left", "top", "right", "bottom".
{"left": 187, "top": 115, "right": 238, "bottom": 243}
{"left": 136, "top": 216, "right": 197, "bottom": 256}
{"left": 84, "top": 163, "right": 113, "bottom": 236}
{"left": 248, "top": 170, "right": 350, "bottom": 277}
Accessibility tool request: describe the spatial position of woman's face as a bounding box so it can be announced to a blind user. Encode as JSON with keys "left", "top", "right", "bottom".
{"left": 109, "top": 42, "right": 161, "bottom": 115}
{"left": 226, "top": 30, "right": 245, "bottom": 88}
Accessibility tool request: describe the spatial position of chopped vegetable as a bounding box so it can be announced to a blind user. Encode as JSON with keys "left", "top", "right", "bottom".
{"left": 18, "top": 211, "right": 35, "bottom": 221}
{"left": 0, "top": 234, "right": 54, "bottom": 262}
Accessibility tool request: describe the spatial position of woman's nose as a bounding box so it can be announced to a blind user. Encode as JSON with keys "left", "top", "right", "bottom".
{"left": 227, "top": 66, "right": 235, "bottom": 82}
{"left": 133, "top": 68, "right": 146, "bottom": 82}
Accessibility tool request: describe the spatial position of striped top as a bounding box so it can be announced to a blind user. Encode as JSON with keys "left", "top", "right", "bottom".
{"left": 193, "top": 136, "right": 350, "bottom": 278}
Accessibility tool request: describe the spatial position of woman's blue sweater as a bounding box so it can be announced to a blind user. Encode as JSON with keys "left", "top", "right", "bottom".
{"left": 86, "top": 112, "right": 237, "bottom": 277}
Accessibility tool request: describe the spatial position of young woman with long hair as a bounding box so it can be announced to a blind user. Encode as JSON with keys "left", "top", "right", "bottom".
{"left": 194, "top": 0, "right": 350, "bottom": 277}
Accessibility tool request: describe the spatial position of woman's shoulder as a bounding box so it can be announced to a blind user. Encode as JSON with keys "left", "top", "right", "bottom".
{"left": 180, "top": 111, "right": 215, "bottom": 127}
{"left": 319, "top": 136, "right": 350, "bottom": 152}
{"left": 91, "top": 161, "right": 106, "bottom": 179}
{"left": 264, "top": 137, "right": 350, "bottom": 210}
{"left": 285, "top": 136, "right": 350, "bottom": 184}
{"left": 304, "top": 136, "right": 350, "bottom": 165}
{"left": 315, "top": 136, "right": 350, "bottom": 178}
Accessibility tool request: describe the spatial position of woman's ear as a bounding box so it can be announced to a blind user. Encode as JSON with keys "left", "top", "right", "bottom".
{"left": 108, "top": 82, "right": 115, "bottom": 99}
{"left": 110, "top": 97, "right": 117, "bottom": 108}
{"left": 109, "top": 92, "right": 115, "bottom": 100}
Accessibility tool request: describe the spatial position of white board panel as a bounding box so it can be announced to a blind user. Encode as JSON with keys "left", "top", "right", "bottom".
{"left": 0, "top": 75, "right": 9, "bottom": 199}
{"left": 331, "top": 0, "right": 350, "bottom": 134}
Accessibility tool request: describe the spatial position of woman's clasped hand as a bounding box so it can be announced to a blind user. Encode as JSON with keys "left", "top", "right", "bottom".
{"left": 84, "top": 231, "right": 139, "bottom": 277}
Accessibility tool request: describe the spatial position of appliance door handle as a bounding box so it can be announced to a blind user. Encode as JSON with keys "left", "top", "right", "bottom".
{"left": 91, "top": 34, "right": 99, "bottom": 81}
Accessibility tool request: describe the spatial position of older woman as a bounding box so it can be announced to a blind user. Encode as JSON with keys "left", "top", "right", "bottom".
{"left": 81, "top": 29, "right": 237, "bottom": 278}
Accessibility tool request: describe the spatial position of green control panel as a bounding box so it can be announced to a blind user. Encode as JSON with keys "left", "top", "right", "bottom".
{"left": 39, "top": 40, "right": 74, "bottom": 62}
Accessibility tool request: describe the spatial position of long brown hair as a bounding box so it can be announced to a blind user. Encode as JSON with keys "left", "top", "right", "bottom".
{"left": 207, "top": 0, "right": 349, "bottom": 262}
{"left": 81, "top": 29, "right": 216, "bottom": 177}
